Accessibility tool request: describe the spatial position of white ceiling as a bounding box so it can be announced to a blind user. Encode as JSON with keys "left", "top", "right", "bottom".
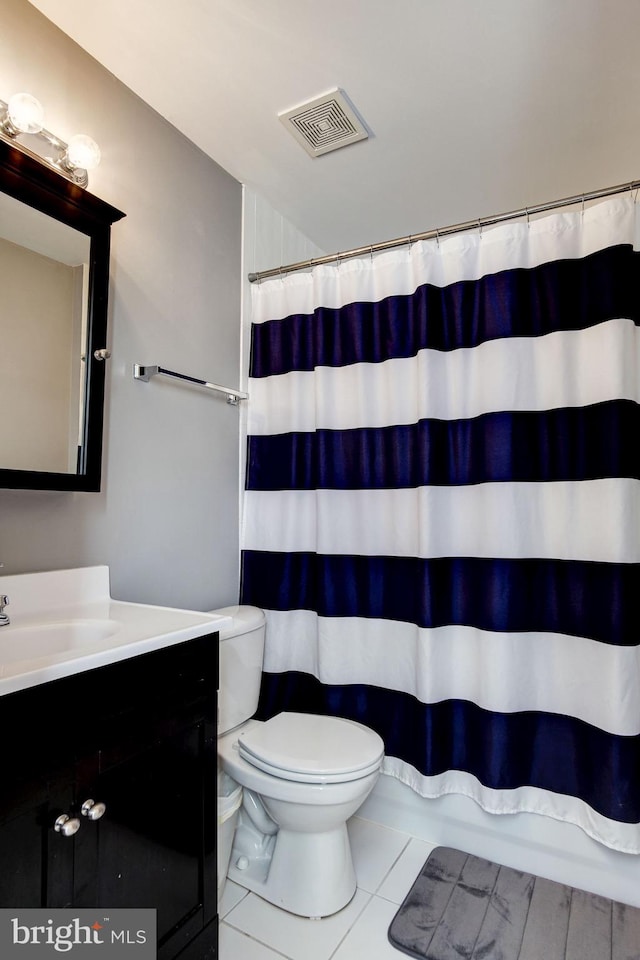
{"left": 28, "top": 0, "right": 640, "bottom": 257}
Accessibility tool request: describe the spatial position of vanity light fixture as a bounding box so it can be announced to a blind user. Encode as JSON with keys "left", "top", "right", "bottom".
{"left": 0, "top": 92, "right": 100, "bottom": 188}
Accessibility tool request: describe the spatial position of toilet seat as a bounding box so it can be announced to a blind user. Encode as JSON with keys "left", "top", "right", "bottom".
{"left": 237, "top": 712, "right": 384, "bottom": 784}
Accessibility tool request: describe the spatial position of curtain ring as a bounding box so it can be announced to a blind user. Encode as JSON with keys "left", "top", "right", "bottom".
{"left": 525, "top": 207, "right": 530, "bottom": 228}
{"left": 477, "top": 218, "right": 483, "bottom": 238}
{"left": 581, "top": 196, "right": 585, "bottom": 219}
{"left": 435, "top": 228, "right": 440, "bottom": 247}
{"left": 370, "top": 245, "right": 374, "bottom": 263}
{"left": 407, "top": 234, "right": 413, "bottom": 251}
{"left": 336, "top": 251, "right": 341, "bottom": 269}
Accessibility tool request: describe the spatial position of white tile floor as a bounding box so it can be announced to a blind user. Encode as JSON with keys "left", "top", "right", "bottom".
{"left": 218, "top": 816, "right": 437, "bottom": 960}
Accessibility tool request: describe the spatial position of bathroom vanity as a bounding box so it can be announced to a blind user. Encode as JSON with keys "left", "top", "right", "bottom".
{"left": 0, "top": 567, "right": 228, "bottom": 960}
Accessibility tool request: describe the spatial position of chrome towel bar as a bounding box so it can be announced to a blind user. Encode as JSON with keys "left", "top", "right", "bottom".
{"left": 133, "top": 364, "right": 248, "bottom": 405}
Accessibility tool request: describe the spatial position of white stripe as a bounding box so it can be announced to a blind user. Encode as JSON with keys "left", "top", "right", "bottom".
{"left": 381, "top": 759, "right": 640, "bottom": 854}
{"left": 247, "top": 318, "right": 640, "bottom": 435}
{"left": 262, "top": 610, "right": 640, "bottom": 737}
{"left": 243, "top": 479, "right": 640, "bottom": 563}
{"left": 251, "top": 196, "right": 636, "bottom": 321}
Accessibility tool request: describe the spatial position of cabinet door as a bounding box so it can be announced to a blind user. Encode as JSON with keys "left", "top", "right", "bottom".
{"left": 0, "top": 774, "right": 75, "bottom": 909}
{"left": 74, "top": 719, "right": 217, "bottom": 959}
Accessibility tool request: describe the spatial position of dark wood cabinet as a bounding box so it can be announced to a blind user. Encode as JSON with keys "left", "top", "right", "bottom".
{"left": 0, "top": 633, "right": 218, "bottom": 959}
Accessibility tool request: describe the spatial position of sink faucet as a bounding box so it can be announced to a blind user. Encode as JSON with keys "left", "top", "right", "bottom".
{"left": 0, "top": 564, "right": 8, "bottom": 626}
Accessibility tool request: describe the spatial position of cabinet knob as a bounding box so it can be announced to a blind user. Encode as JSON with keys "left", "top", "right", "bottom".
{"left": 81, "top": 798, "right": 107, "bottom": 821}
{"left": 54, "top": 814, "right": 81, "bottom": 837}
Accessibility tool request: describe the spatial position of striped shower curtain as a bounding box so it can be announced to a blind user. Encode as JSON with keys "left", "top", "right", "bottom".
{"left": 240, "top": 195, "right": 640, "bottom": 854}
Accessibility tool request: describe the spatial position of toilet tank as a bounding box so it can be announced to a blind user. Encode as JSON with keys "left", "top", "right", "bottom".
{"left": 210, "top": 605, "right": 266, "bottom": 735}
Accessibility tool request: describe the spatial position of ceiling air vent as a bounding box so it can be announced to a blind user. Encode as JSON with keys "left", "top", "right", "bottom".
{"left": 279, "top": 88, "right": 369, "bottom": 157}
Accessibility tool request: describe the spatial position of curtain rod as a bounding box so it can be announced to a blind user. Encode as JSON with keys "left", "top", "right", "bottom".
{"left": 248, "top": 178, "right": 640, "bottom": 284}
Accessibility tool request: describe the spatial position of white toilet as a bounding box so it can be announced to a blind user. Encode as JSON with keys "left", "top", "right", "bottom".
{"left": 213, "top": 605, "right": 384, "bottom": 918}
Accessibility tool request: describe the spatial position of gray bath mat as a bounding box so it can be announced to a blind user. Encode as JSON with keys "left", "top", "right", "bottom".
{"left": 388, "top": 846, "right": 640, "bottom": 960}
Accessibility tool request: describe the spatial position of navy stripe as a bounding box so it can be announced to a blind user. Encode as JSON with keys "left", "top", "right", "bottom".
{"left": 256, "top": 672, "right": 640, "bottom": 824}
{"left": 246, "top": 400, "right": 640, "bottom": 489}
{"left": 240, "top": 551, "right": 638, "bottom": 646}
{"left": 250, "top": 246, "right": 640, "bottom": 377}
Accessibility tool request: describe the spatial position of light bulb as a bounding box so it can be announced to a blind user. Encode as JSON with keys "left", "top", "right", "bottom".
{"left": 66, "top": 134, "right": 101, "bottom": 171}
{"left": 7, "top": 92, "right": 45, "bottom": 134}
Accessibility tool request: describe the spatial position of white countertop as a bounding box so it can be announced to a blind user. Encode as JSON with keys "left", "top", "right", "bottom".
{"left": 0, "top": 566, "right": 230, "bottom": 697}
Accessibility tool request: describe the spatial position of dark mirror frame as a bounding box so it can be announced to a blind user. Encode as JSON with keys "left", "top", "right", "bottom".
{"left": 0, "top": 140, "right": 125, "bottom": 492}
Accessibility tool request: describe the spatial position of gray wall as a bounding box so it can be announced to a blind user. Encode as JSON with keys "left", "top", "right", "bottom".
{"left": 0, "top": 0, "right": 243, "bottom": 610}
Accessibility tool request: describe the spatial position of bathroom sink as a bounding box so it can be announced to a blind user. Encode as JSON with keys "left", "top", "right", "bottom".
{"left": 0, "top": 565, "right": 232, "bottom": 696}
{"left": 0, "top": 619, "right": 120, "bottom": 665}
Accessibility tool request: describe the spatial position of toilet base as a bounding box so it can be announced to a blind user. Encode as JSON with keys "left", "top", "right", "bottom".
{"left": 227, "top": 806, "right": 357, "bottom": 918}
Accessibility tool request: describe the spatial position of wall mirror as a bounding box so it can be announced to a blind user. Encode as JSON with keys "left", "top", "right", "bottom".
{"left": 0, "top": 140, "right": 124, "bottom": 491}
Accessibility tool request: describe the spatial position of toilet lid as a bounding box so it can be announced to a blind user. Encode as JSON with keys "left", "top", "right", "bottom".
{"left": 237, "top": 713, "right": 384, "bottom": 784}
